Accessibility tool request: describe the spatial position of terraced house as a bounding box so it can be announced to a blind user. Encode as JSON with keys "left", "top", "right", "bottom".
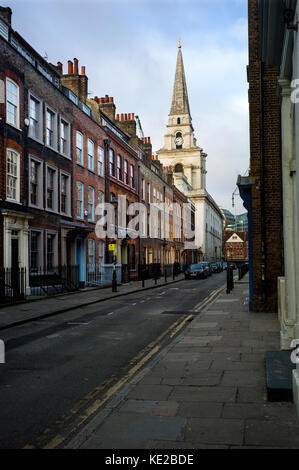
{"left": 0, "top": 5, "right": 195, "bottom": 302}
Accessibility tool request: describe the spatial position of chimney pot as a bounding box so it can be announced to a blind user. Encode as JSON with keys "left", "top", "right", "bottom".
{"left": 74, "top": 58, "right": 79, "bottom": 74}
{"left": 125, "top": 114, "right": 128, "bottom": 120}
{"left": 68, "top": 60, "right": 73, "bottom": 74}
{"left": 128, "top": 113, "right": 131, "bottom": 120}
{"left": 57, "top": 62, "right": 63, "bottom": 73}
{"left": 109, "top": 97, "right": 114, "bottom": 103}
{"left": 81, "top": 66, "right": 86, "bottom": 75}
{"left": 116, "top": 114, "right": 119, "bottom": 120}
{"left": 132, "top": 113, "right": 135, "bottom": 120}
{"left": 121, "top": 113, "right": 124, "bottom": 121}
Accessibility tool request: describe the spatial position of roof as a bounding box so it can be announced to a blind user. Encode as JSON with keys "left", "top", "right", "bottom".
{"left": 169, "top": 47, "right": 191, "bottom": 117}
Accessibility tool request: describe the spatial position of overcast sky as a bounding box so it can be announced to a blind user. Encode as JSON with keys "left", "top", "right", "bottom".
{"left": 4, "top": 0, "right": 249, "bottom": 215}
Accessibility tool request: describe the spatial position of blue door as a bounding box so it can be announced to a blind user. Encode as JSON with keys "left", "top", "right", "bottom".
{"left": 76, "top": 238, "right": 86, "bottom": 283}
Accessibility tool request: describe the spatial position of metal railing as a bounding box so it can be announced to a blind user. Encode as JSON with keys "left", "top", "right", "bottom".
{"left": 29, "top": 265, "right": 79, "bottom": 296}
{"left": 238, "top": 263, "right": 249, "bottom": 280}
{"left": 0, "top": 268, "right": 27, "bottom": 304}
{"left": 86, "top": 267, "right": 102, "bottom": 287}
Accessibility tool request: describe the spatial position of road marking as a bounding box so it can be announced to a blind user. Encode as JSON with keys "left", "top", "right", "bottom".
{"left": 67, "top": 322, "right": 90, "bottom": 326}
{"left": 23, "top": 283, "right": 225, "bottom": 450}
{"left": 24, "top": 312, "right": 193, "bottom": 449}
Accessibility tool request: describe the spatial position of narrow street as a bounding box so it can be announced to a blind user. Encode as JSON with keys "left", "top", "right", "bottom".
{"left": 0, "top": 274, "right": 226, "bottom": 449}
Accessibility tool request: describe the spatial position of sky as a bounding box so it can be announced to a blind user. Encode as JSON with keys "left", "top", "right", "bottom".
{"left": 3, "top": 0, "right": 249, "bottom": 216}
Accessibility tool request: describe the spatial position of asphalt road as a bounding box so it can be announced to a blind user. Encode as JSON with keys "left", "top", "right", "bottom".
{"left": 0, "top": 272, "right": 226, "bottom": 449}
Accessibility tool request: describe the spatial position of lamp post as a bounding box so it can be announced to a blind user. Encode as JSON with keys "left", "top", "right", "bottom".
{"left": 111, "top": 197, "right": 118, "bottom": 292}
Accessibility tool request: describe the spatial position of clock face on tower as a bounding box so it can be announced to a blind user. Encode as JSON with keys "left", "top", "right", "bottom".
{"left": 175, "top": 136, "right": 184, "bottom": 147}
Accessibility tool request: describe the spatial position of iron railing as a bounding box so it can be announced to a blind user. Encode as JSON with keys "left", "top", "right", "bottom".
{"left": 29, "top": 265, "right": 79, "bottom": 296}
{"left": 86, "top": 267, "right": 102, "bottom": 286}
{"left": 0, "top": 268, "right": 26, "bottom": 304}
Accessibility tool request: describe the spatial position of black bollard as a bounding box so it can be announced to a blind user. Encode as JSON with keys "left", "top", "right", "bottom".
{"left": 112, "top": 266, "right": 117, "bottom": 292}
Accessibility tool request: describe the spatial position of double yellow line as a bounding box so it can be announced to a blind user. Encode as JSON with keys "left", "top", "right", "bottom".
{"left": 24, "top": 284, "right": 225, "bottom": 449}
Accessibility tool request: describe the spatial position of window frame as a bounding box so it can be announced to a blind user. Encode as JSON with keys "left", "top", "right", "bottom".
{"left": 29, "top": 229, "right": 44, "bottom": 271}
{"left": 76, "top": 181, "right": 84, "bottom": 220}
{"left": 98, "top": 146, "right": 104, "bottom": 177}
{"left": 59, "top": 116, "right": 71, "bottom": 158}
{"left": 6, "top": 78, "right": 20, "bottom": 129}
{"left": 46, "top": 164, "right": 58, "bottom": 212}
{"left": 46, "top": 230, "right": 58, "bottom": 271}
{"left": 29, "top": 154, "right": 43, "bottom": 209}
{"left": 76, "top": 131, "right": 84, "bottom": 166}
{"left": 124, "top": 160, "right": 129, "bottom": 185}
{"left": 28, "top": 92, "right": 43, "bottom": 142}
{"left": 6, "top": 149, "right": 20, "bottom": 203}
{"left": 88, "top": 185, "right": 95, "bottom": 222}
{"left": 88, "top": 138, "right": 94, "bottom": 172}
{"left": 130, "top": 164, "right": 135, "bottom": 188}
{"left": 60, "top": 170, "right": 71, "bottom": 216}
{"left": 109, "top": 149, "right": 115, "bottom": 177}
{"left": 45, "top": 104, "right": 58, "bottom": 151}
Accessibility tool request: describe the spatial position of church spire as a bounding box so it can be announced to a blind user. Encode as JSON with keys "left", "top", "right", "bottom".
{"left": 169, "top": 42, "right": 191, "bottom": 117}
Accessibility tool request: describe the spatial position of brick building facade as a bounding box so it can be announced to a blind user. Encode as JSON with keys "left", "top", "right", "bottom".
{"left": 0, "top": 6, "right": 194, "bottom": 300}
{"left": 245, "top": 0, "right": 283, "bottom": 312}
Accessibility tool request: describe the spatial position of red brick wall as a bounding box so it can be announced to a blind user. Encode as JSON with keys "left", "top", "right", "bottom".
{"left": 248, "top": 0, "right": 283, "bottom": 312}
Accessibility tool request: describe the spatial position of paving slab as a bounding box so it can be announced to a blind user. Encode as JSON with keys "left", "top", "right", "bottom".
{"left": 65, "top": 274, "right": 299, "bottom": 450}
{"left": 185, "top": 418, "right": 244, "bottom": 446}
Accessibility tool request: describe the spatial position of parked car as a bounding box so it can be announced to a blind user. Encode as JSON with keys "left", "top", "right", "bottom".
{"left": 185, "top": 263, "right": 209, "bottom": 280}
{"left": 222, "top": 262, "right": 228, "bottom": 270}
{"left": 210, "top": 263, "right": 218, "bottom": 273}
{"left": 210, "top": 262, "right": 222, "bottom": 273}
{"left": 201, "top": 262, "right": 213, "bottom": 276}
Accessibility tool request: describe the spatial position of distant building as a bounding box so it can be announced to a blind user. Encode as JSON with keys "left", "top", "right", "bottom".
{"left": 223, "top": 231, "right": 249, "bottom": 262}
{"left": 220, "top": 209, "right": 248, "bottom": 232}
{"left": 157, "top": 43, "right": 223, "bottom": 261}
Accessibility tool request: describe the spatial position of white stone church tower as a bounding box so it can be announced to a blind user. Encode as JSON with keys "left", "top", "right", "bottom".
{"left": 157, "top": 42, "right": 223, "bottom": 261}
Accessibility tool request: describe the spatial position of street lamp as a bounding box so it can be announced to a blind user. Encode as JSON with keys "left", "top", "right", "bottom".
{"left": 111, "top": 197, "right": 118, "bottom": 292}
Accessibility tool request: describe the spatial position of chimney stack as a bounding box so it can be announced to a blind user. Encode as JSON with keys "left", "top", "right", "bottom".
{"left": 57, "top": 62, "right": 63, "bottom": 74}
{"left": 68, "top": 60, "right": 73, "bottom": 74}
{"left": 98, "top": 95, "right": 116, "bottom": 121}
{"left": 74, "top": 58, "right": 79, "bottom": 74}
{"left": 62, "top": 60, "right": 88, "bottom": 103}
{"left": 0, "top": 6, "right": 12, "bottom": 26}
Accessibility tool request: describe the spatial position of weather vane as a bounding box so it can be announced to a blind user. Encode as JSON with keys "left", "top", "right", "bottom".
{"left": 178, "top": 38, "right": 182, "bottom": 49}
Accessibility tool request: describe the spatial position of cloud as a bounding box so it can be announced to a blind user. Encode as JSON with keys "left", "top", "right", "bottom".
{"left": 5, "top": 0, "right": 249, "bottom": 214}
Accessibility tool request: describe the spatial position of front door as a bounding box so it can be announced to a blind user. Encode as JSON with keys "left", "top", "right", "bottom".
{"left": 76, "top": 238, "right": 86, "bottom": 284}
{"left": 11, "top": 237, "right": 20, "bottom": 296}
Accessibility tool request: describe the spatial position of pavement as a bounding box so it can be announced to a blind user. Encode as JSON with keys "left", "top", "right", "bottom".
{"left": 0, "top": 273, "right": 185, "bottom": 330}
{"left": 64, "top": 274, "right": 299, "bottom": 449}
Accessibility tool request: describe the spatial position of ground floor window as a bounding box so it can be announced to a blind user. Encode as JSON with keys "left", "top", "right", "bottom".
{"left": 30, "top": 231, "right": 42, "bottom": 270}
{"left": 88, "top": 239, "right": 95, "bottom": 272}
{"left": 47, "top": 232, "right": 57, "bottom": 270}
